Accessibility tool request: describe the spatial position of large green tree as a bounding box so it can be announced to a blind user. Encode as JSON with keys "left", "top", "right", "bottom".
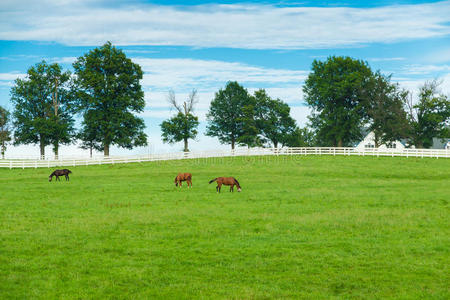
{"left": 160, "top": 90, "right": 199, "bottom": 152}
{"left": 73, "top": 42, "right": 147, "bottom": 156}
{"left": 405, "top": 80, "right": 450, "bottom": 148}
{"left": 366, "top": 72, "right": 409, "bottom": 147}
{"left": 10, "top": 61, "right": 74, "bottom": 158}
{"left": 236, "top": 99, "right": 261, "bottom": 148}
{"left": 254, "top": 89, "right": 297, "bottom": 148}
{"left": 0, "top": 106, "right": 11, "bottom": 159}
{"left": 303, "top": 56, "right": 373, "bottom": 147}
{"left": 206, "top": 81, "right": 252, "bottom": 149}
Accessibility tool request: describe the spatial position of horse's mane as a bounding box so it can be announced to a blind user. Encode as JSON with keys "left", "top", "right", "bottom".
{"left": 233, "top": 177, "right": 241, "bottom": 187}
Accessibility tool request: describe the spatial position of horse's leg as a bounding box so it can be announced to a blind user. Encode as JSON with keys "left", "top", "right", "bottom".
{"left": 218, "top": 183, "right": 222, "bottom": 193}
{"left": 56, "top": 176, "right": 59, "bottom": 181}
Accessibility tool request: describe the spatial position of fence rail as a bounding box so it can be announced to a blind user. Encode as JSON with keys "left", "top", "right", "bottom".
{"left": 0, "top": 147, "right": 448, "bottom": 169}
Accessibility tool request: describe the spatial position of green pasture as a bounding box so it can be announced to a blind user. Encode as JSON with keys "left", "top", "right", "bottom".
{"left": 0, "top": 155, "right": 449, "bottom": 299}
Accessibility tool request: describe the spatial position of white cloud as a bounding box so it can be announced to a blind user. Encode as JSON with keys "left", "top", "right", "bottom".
{"left": 401, "top": 64, "right": 450, "bottom": 75}
{"left": 0, "top": 72, "right": 27, "bottom": 87}
{"left": 135, "top": 58, "right": 307, "bottom": 91}
{"left": 368, "top": 57, "right": 406, "bottom": 62}
{"left": 1, "top": 1, "right": 449, "bottom": 49}
{"left": 0, "top": 72, "right": 26, "bottom": 81}
{"left": 135, "top": 58, "right": 306, "bottom": 123}
{"left": 395, "top": 72, "right": 450, "bottom": 98}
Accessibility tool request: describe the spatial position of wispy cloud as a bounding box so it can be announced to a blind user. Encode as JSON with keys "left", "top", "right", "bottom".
{"left": 401, "top": 64, "right": 450, "bottom": 75}
{"left": 368, "top": 57, "right": 406, "bottom": 62}
{"left": 0, "top": 72, "right": 26, "bottom": 87}
{"left": 1, "top": 1, "right": 450, "bottom": 49}
{"left": 134, "top": 57, "right": 307, "bottom": 91}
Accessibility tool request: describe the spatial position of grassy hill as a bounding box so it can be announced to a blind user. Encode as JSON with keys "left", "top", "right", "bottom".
{"left": 0, "top": 155, "right": 449, "bottom": 299}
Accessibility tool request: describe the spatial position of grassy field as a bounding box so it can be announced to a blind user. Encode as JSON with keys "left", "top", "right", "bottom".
{"left": 0, "top": 155, "right": 449, "bottom": 299}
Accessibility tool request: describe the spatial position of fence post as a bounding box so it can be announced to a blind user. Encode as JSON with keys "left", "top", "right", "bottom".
{"left": 9, "top": 161, "right": 12, "bottom": 169}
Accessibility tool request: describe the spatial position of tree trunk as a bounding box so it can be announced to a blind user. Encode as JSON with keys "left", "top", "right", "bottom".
{"left": 104, "top": 144, "right": 110, "bottom": 157}
{"left": 374, "top": 134, "right": 380, "bottom": 148}
{"left": 40, "top": 139, "right": 45, "bottom": 159}
{"left": 338, "top": 139, "right": 343, "bottom": 147}
{"left": 183, "top": 138, "right": 189, "bottom": 152}
{"left": 53, "top": 143, "right": 59, "bottom": 159}
{"left": 90, "top": 146, "right": 93, "bottom": 158}
{"left": 231, "top": 137, "right": 235, "bottom": 150}
{"left": 1, "top": 141, "right": 5, "bottom": 159}
{"left": 273, "top": 141, "right": 278, "bottom": 148}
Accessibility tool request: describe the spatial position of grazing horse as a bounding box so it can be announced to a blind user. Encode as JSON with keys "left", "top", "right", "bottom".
{"left": 49, "top": 169, "right": 72, "bottom": 182}
{"left": 209, "top": 177, "right": 241, "bottom": 193}
{"left": 175, "top": 173, "right": 192, "bottom": 188}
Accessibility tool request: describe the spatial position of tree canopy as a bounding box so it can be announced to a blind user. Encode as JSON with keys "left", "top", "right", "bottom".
{"left": 303, "top": 56, "right": 373, "bottom": 147}
{"left": 10, "top": 60, "right": 74, "bottom": 158}
{"left": 405, "top": 80, "right": 450, "bottom": 148}
{"left": 0, "top": 106, "right": 11, "bottom": 159}
{"left": 366, "top": 72, "right": 409, "bottom": 147}
{"left": 73, "top": 42, "right": 147, "bottom": 156}
{"left": 206, "top": 81, "right": 251, "bottom": 149}
{"left": 254, "top": 89, "right": 297, "bottom": 148}
{"left": 160, "top": 90, "right": 199, "bottom": 152}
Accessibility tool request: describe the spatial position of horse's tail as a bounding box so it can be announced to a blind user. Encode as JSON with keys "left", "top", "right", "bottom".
{"left": 209, "top": 178, "right": 218, "bottom": 184}
{"left": 174, "top": 176, "right": 178, "bottom": 183}
{"left": 233, "top": 177, "right": 241, "bottom": 188}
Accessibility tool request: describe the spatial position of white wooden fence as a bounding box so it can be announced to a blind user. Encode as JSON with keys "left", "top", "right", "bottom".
{"left": 0, "top": 147, "right": 448, "bottom": 169}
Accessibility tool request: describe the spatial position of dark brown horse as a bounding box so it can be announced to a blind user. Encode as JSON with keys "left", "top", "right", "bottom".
{"left": 209, "top": 177, "right": 241, "bottom": 193}
{"left": 175, "top": 173, "right": 192, "bottom": 188}
{"left": 49, "top": 169, "right": 72, "bottom": 182}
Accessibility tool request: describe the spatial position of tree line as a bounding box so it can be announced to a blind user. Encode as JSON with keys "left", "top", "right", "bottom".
{"left": 0, "top": 45, "right": 448, "bottom": 158}
{"left": 161, "top": 81, "right": 309, "bottom": 151}
{"left": 304, "top": 56, "right": 449, "bottom": 148}
{"left": 160, "top": 57, "right": 449, "bottom": 151}
{"left": 2, "top": 42, "right": 147, "bottom": 158}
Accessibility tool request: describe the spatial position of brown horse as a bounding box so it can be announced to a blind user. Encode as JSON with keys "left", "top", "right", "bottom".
{"left": 175, "top": 173, "right": 192, "bottom": 188}
{"left": 49, "top": 169, "right": 72, "bottom": 182}
{"left": 209, "top": 177, "right": 241, "bottom": 193}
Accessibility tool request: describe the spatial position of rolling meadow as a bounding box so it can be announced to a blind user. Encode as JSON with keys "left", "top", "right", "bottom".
{"left": 0, "top": 155, "right": 449, "bottom": 299}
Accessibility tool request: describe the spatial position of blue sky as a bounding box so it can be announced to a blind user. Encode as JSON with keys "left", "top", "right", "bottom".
{"left": 1, "top": 0, "right": 450, "bottom": 156}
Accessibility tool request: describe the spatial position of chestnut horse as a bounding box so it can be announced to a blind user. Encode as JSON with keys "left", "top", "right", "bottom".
{"left": 209, "top": 177, "right": 241, "bottom": 193}
{"left": 175, "top": 173, "right": 192, "bottom": 188}
{"left": 49, "top": 169, "right": 72, "bottom": 182}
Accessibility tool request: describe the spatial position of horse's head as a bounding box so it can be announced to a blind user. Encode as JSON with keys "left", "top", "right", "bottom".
{"left": 48, "top": 176, "right": 52, "bottom": 182}
{"left": 237, "top": 187, "right": 242, "bottom": 192}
